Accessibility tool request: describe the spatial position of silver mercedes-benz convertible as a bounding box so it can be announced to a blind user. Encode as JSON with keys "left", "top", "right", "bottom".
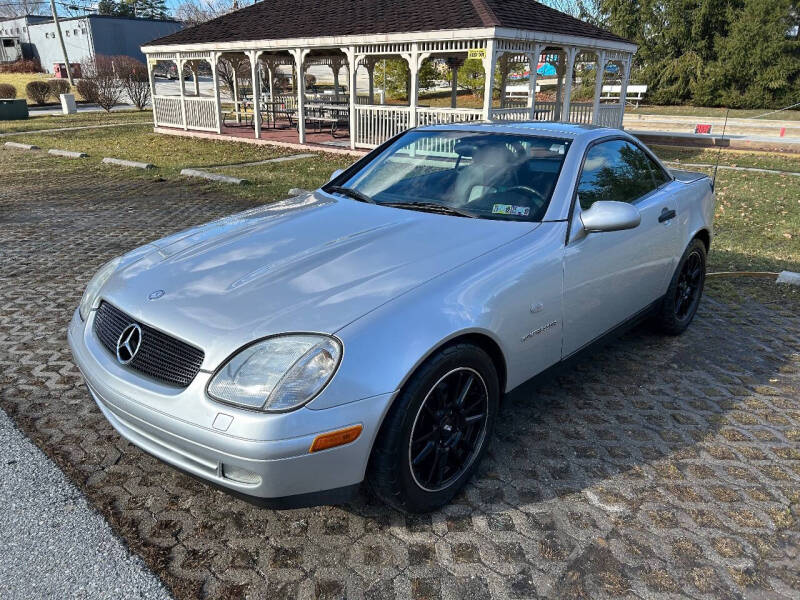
{"left": 68, "top": 122, "right": 715, "bottom": 512}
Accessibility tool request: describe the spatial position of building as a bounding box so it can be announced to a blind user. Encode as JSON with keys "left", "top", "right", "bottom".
{"left": 141, "top": 0, "right": 637, "bottom": 151}
{"left": 0, "top": 15, "right": 183, "bottom": 71}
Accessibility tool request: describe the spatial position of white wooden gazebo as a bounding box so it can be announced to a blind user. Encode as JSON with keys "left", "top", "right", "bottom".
{"left": 141, "top": 0, "right": 637, "bottom": 151}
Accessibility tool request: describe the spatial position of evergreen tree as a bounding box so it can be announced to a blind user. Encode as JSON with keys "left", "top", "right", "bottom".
{"left": 714, "top": 0, "right": 800, "bottom": 108}
{"left": 136, "top": 0, "right": 168, "bottom": 18}
{"left": 595, "top": 0, "right": 800, "bottom": 108}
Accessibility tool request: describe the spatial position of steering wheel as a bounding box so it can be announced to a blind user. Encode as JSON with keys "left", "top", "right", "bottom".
{"left": 504, "top": 185, "right": 547, "bottom": 207}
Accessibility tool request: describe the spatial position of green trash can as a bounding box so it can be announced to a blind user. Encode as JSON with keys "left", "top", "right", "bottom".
{"left": 0, "top": 99, "right": 29, "bottom": 120}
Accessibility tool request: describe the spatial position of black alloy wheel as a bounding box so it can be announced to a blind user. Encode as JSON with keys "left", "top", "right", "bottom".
{"left": 653, "top": 238, "right": 707, "bottom": 335}
{"left": 408, "top": 367, "right": 489, "bottom": 492}
{"left": 674, "top": 248, "right": 704, "bottom": 320}
{"left": 367, "top": 343, "right": 499, "bottom": 513}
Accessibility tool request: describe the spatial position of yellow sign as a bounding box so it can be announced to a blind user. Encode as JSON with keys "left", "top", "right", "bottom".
{"left": 467, "top": 48, "right": 487, "bottom": 60}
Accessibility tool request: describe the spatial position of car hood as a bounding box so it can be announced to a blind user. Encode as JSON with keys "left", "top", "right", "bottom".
{"left": 100, "top": 192, "right": 536, "bottom": 368}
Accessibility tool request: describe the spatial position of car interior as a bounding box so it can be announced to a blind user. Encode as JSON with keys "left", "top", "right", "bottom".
{"left": 369, "top": 134, "right": 570, "bottom": 221}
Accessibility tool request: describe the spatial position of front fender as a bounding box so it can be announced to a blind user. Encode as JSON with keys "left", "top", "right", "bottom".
{"left": 307, "top": 222, "right": 566, "bottom": 411}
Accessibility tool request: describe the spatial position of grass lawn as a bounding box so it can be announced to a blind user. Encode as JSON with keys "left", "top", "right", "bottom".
{"left": 0, "top": 72, "right": 89, "bottom": 105}
{"left": 653, "top": 145, "right": 800, "bottom": 174}
{"left": 3, "top": 120, "right": 354, "bottom": 202}
{"left": 627, "top": 105, "right": 800, "bottom": 121}
{"left": 6, "top": 125, "right": 295, "bottom": 174}
{"left": 0, "top": 109, "right": 153, "bottom": 133}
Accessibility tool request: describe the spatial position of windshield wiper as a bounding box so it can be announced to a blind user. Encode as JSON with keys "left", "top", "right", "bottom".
{"left": 327, "top": 185, "right": 376, "bottom": 204}
{"left": 381, "top": 201, "right": 476, "bottom": 218}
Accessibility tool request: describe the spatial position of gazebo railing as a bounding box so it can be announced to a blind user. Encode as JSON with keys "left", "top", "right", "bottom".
{"left": 492, "top": 107, "right": 530, "bottom": 122}
{"left": 353, "top": 105, "right": 411, "bottom": 147}
{"left": 416, "top": 107, "right": 482, "bottom": 126}
{"left": 568, "top": 102, "right": 594, "bottom": 124}
{"left": 597, "top": 103, "right": 624, "bottom": 128}
{"left": 153, "top": 96, "right": 183, "bottom": 128}
{"left": 185, "top": 97, "right": 219, "bottom": 131}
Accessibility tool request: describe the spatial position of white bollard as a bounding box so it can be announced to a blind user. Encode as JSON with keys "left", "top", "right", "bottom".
{"left": 60, "top": 93, "right": 77, "bottom": 115}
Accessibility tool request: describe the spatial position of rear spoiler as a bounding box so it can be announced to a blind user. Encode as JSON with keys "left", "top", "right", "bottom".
{"left": 670, "top": 169, "right": 710, "bottom": 184}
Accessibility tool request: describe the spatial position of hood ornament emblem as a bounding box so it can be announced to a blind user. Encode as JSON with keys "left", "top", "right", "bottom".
{"left": 148, "top": 289, "right": 165, "bottom": 300}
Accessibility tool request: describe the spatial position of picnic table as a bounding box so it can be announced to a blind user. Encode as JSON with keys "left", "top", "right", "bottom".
{"left": 289, "top": 104, "right": 350, "bottom": 137}
{"left": 223, "top": 100, "right": 253, "bottom": 128}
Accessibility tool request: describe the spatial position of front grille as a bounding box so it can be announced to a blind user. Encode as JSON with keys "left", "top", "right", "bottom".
{"left": 93, "top": 301, "right": 205, "bottom": 387}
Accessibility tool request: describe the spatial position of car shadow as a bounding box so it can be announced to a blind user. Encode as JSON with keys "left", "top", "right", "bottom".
{"left": 339, "top": 284, "right": 796, "bottom": 520}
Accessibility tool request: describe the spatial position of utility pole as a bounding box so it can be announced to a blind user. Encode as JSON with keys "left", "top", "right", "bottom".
{"left": 49, "top": 0, "right": 74, "bottom": 86}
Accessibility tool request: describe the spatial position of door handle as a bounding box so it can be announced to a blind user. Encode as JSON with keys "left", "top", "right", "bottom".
{"left": 658, "top": 208, "right": 676, "bottom": 223}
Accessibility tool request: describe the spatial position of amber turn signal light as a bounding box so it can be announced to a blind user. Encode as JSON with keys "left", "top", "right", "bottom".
{"left": 309, "top": 424, "right": 363, "bottom": 453}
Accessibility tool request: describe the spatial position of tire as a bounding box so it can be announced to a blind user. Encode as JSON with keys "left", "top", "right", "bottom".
{"left": 367, "top": 343, "right": 499, "bottom": 513}
{"left": 654, "top": 238, "right": 707, "bottom": 335}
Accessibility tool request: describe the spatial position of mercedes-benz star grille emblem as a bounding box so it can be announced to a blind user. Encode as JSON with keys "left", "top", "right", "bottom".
{"left": 116, "top": 323, "right": 143, "bottom": 365}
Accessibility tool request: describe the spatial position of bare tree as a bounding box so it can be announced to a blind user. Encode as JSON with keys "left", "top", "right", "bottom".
{"left": 113, "top": 56, "right": 151, "bottom": 110}
{"left": 540, "top": 0, "right": 601, "bottom": 20}
{"left": 0, "top": 0, "right": 47, "bottom": 18}
{"left": 173, "top": 0, "right": 256, "bottom": 25}
{"left": 81, "top": 55, "right": 125, "bottom": 112}
{"left": 216, "top": 54, "right": 250, "bottom": 97}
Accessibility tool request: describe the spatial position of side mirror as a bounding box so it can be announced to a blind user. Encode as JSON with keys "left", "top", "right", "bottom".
{"left": 328, "top": 169, "right": 344, "bottom": 182}
{"left": 580, "top": 201, "right": 641, "bottom": 233}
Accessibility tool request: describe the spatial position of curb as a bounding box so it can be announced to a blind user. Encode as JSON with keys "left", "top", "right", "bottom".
{"left": 4, "top": 141, "right": 40, "bottom": 150}
{"left": 103, "top": 157, "right": 154, "bottom": 169}
{"left": 49, "top": 149, "right": 88, "bottom": 158}
{"left": 777, "top": 271, "right": 800, "bottom": 286}
{"left": 180, "top": 168, "right": 247, "bottom": 185}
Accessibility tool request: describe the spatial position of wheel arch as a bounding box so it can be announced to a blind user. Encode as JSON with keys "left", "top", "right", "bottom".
{"left": 371, "top": 329, "right": 509, "bottom": 441}
{"left": 692, "top": 228, "right": 711, "bottom": 252}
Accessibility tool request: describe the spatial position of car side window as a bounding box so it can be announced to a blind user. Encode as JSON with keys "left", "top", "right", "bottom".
{"left": 646, "top": 153, "right": 672, "bottom": 188}
{"left": 576, "top": 140, "right": 661, "bottom": 209}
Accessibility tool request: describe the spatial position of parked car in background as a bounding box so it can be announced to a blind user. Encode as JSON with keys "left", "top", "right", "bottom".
{"left": 68, "top": 122, "right": 715, "bottom": 512}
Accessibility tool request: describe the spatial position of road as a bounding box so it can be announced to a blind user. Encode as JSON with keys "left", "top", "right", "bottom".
{"left": 0, "top": 408, "right": 172, "bottom": 600}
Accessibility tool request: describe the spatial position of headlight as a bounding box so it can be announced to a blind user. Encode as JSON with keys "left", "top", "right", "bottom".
{"left": 207, "top": 334, "right": 342, "bottom": 412}
{"left": 78, "top": 257, "right": 120, "bottom": 320}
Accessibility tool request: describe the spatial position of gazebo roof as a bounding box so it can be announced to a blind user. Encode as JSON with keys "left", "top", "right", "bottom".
{"left": 147, "top": 0, "right": 631, "bottom": 48}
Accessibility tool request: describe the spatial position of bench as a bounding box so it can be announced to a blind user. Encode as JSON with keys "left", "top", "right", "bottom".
{"left": 223, "top": 109, "right": 252, "bottom": 127}
{"left": 601, "top": 84, "right": 648, "bottom": 107}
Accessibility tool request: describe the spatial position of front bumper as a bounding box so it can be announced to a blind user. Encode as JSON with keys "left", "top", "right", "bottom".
{"left": 67, "top": 309, "right": 394, "bottom": 504}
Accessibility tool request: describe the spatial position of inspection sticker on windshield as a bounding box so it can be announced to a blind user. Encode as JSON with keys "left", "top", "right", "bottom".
{"left": 492, "top": 204, "right": 530, "bottom": 217}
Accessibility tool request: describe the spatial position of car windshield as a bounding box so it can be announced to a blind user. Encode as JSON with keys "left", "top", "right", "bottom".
{"left": 328, "top": 130, "right": 571, "bottom": 221}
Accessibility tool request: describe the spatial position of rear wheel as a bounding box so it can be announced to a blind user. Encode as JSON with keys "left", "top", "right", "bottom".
{"left": 654, "top": 238, "right": 706, "bottom": 335}
{"left": 367, "top": 344, "right": 499, "bottom": 513}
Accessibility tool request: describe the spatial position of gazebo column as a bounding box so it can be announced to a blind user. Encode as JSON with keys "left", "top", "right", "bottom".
{"left": 146, "top": 56, "right": 158, "bottom": 127}
{"left": 446, "top": 56, "right": 464, "bottom": 108}
{"left": 497, "top": 54, "right": 511, "bottom": 109}
{"left": 618, "top": 55, "right": 632, "bottom": 128}
{"left": 232, "top": 63, "right": 240, "bottom": 124}
{"left": 210, "top": 52, "right": 222, "bottom": 133}
{"left": 346, "top": 48, "right": 358, "bottom": 150}
{"left": 249, "top": 50, "right": 261, "bottom": 139}
{"left": 591, "top": 50, "right": 607, "bottom": 125}
{"left": 527, "top": 44, "right": 543, "bottom": 120}
{"left": 291, "top": 48, "right": 309, "bottom": 144}
{"left": 561, "top": 47, "right": 579, "bottom": 123}
{"left": 190, "top": 61, "right": 200, "bottom": 96}
{"left": 481, "top": 39, "right": 497, "bottom": 120}
{"left": 365, "top": 56, "right": 379, "bottom": 103}
{"left": 330, "top": 56, "right": 344, "bottom": 102}
{"left": 177, "top": 57, "right": 187, "bottom": 130}
{"left": 402, "top": 46, "right": 424, "bottom": 127}
{"left": 554, "top": 52, "right": 565, "bottom": 121}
